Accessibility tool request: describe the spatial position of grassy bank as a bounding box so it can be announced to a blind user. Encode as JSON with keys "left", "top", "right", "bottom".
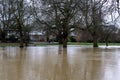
{"left": 68, "top": 42, "right": 120, "bottom": 46}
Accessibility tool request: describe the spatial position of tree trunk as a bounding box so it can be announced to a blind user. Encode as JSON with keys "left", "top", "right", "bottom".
{"left": 93, "top": 35, "right": 98, "bottom": 47}
{"left": 105, "top": 39, "right": 108, "bottom": 46}
{"left": 63, "top": 38, "right": 67, "bottom": 48}
{"left": 59, "top": 38, "right": 63, "bottom": 44}
{"left": 57, "top": 32, "right": 63, "bottom": 44}
{"left": 62, "top": 29, "right": 68, "bottom": 48}
{"left": 20, "top": 34, "right": 24, "bottom": 48}
{"left": 19, "top": 25, "right": 24, "bottom": 48}
{"left": 25, "top": 37, "right": 28, "bottom": 46}
{"left": 24, "top": 32, "right": 29, "bottom": 46}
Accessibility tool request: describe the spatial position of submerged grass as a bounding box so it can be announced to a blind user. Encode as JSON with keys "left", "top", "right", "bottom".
{"left": 0, "top": 43, "right": 19, "bottom": 47}
{"left": 30, "top": 42, "right": 120, "bottom": 47}
{"left": 68, "top": 42, "right": 120, "bottom": 46}
{"left": 0, "top": 42, "right": 120, "bottom": 47}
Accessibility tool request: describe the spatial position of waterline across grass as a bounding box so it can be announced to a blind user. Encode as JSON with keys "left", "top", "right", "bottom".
{"left": 0, "top": 42, "right": 120, "bottom": 47}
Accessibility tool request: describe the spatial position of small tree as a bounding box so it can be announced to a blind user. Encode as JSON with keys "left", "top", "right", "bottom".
{"left": 100, "top": 25, "right": 118, "bottom": 46}
{"left": 12, "top": 0, "right": 33, "bottom": 48}
{"left": 80, "top": 0, "right": 110, "bottom": 47}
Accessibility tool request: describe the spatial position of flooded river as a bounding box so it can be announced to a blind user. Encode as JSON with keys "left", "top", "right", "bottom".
{"left": 0, "top": 46, "right": 120, "bottom": 80}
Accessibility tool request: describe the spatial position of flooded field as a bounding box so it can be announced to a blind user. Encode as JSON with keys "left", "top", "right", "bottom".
{"left": 0, "top": 46, "right": 120, "bottom": 80}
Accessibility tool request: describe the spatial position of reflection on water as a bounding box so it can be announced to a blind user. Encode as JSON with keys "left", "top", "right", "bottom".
{"left": 0, "top": 46, "right": 120, "bottom": 80}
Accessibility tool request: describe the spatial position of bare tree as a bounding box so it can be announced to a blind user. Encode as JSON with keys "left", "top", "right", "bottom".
{"left": 0, "top": 0, "right": 16, "bottom": 42}
{"left": 100, "top": 25, "right": 118, "bottom": 46}
{"left": 80, "top": 0, "right": 111, "bottom": 47}
{"left": 11, "top": 0, "right": 33, "bottom": 47}
{"left": 30, "top": 0, "right": 119, "bottom": 48}
{"left": 31, "top": 0, "right": 81, "bottom": 48}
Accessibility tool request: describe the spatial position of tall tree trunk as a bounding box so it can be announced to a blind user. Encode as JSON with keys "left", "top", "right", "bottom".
{"left": 105, "top": 39, "right": 108, "bottom": 46}
{"left": 24, "top": 32, "right": 29, "bottom": 46}
{"left": 58, "top": 32, "right": 63, "bottom": 44}
{"left": 19, "top": 25, "right": 24, "bottom": 48}
{"left": 63, "top": 38, "right": 67, "bottom": 48}
{"left": 93, "top": 35, "right": 98, "bottom": 47}
{"left": 106, "top": 41, "right": 108, "bottom": 46}
{"left": 20, "top": 33, "right": 24, "bottom": 48}
{"left": 62, "top": 31, "right": 68, "bottom": 48}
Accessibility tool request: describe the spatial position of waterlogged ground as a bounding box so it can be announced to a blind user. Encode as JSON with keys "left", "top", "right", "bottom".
{"left": 0, "top": 46, "right": 120, "bottom": 80}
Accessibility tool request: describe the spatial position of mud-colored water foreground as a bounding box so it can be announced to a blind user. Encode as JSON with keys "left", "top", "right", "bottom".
{"left": 0, "top": 46, "right": 120, "bottom": 80}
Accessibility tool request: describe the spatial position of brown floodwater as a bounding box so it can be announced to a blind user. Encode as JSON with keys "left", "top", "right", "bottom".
{"left": 0, "top": 45, "right": 120, "bottom": 80}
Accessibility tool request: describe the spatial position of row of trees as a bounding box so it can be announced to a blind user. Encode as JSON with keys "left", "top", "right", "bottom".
{"left": 0, "top": 0, "right": 33, "bottom": 47}
{"left": 0, "top": 0, "right": 120, "bottom": 48}
{"left": 30, "top": 0, "right": 120, "bottom": 48}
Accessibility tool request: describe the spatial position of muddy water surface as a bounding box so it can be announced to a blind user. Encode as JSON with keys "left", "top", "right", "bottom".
{"left": 0, "top": 46, "right": 120, "bottom": 80}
